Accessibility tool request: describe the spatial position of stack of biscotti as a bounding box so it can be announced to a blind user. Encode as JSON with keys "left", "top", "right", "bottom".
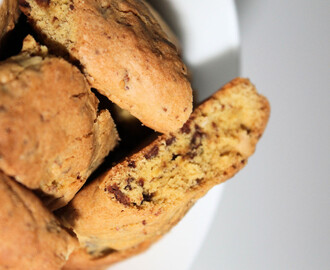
{"left": 0, "top": 0, "right": 270, "bottom": 269}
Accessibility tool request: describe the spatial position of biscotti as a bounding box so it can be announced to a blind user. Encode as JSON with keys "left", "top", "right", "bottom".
{"left": 0, "top": 172, "right": 77, "bottom": 270}
{"left": 19, "top": 0, "right": 193, "bottom": 133}
{"left": 58, "top": 78, "right": 270, "bottom": 260}
{"left": 0, "top": 35, "right": 118, "bottom": 210}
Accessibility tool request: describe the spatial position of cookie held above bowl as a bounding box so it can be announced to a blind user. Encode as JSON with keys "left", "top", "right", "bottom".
{"left": 19, "top": 0, "right": 193, "bottom": 133}
{"left": 0, "top": 35, "right": 118, "bottom": 210}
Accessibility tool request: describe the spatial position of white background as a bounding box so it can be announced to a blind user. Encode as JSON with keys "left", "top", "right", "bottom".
{"left": 192, "top": 0, "right": 330, "bottom": 269}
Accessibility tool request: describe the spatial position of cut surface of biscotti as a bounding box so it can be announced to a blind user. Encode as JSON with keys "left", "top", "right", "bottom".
{"left": 0, "top": 35, "right": 118, "bottom": 210}
{"left": 0, "top": 172, "right": 77, "bottom": 270}
{"left": 58, "top": 78, "right": 270, "bottom": 257}
{"left": 19, "top": 0, "right": 192, "bottom": 133}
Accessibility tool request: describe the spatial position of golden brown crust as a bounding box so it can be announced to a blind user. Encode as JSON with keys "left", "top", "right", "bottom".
{"left": 0, "top": 36, "right": 118, "bottom": 210}
{"left": 0, "top": 0, "right": 20, "bottom": 40}
{"left": 0, "top": 172, "right": 77, "bottom": 270}
{"left": 58, "top": 78, "right": 270, "bottom": 258}
{"left": 19, "top": 0, "right": 192, "bottom": 133}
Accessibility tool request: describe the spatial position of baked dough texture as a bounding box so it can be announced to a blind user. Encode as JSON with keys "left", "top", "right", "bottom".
{"left": 0, "top": 36, "right": 118, "bottom": 210}
{"left": 0, "top": 172, "right": 77, "bottom": 270}
{"left": 0, "top": 0, "right": 20, "bottom": 40}
{"left": 58, "top": 78, "right": 270, "bottom": 267}
{"left": 19, "top": 0, "right": 192, "bottom": 133}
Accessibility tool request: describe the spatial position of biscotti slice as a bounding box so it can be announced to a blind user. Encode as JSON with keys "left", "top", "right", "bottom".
{"left": 0, "top": 35, "right": 118, "bottom": 210}
{"left": 58, "top": 78, "right": 270, "bottom": 259}
{"left": 0, "top": 172, "right": 77, "bottom": 270}
{"left": 19, "top": 0, "right": 192, "bottom": 133}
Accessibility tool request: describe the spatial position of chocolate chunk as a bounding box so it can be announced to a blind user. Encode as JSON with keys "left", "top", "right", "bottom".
{"left": 126, "top": 177, "right": 134, "bottom": 184}
{"left": 124, "top": 177, "right": 134, "bottom": 191}
{"left": 142, "top": 220, "right": 147, "bottom": 225}
{"left": 142, "top": 192, "right": 153, "bottom": 203}
{"left": 166, "top": 136, "right": 176, "bottom": 146}
{"left": 186, "top": 151, "right": 197, "bottom": 159}
{"left": 190, "top": 125, "right": 205, "bottom": 150}
{"left": 128, "top": 160, "right": 136, "bottom": 168}
{"left": 107, "top": 184, "right": 130, "bottom": 206}
{"left": 138, "top": 178, "right": 144, "bottom": 187}
{"left": 124, "top": 185, "right": 132, "bottom": 191}
{"left": 144, "top": 146, "right": 159, "bottom": 160}
{"left": 171, "top": 153, "right": 179, "bottom": 161}
{"left": 69, "top": 4, "right": 74, "bottom": 10}
{"left": 196, "top": 178, "right": 204, "bottom": 184}
{"left": 180, "top": 122, "right": 191, "bottom": 134}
